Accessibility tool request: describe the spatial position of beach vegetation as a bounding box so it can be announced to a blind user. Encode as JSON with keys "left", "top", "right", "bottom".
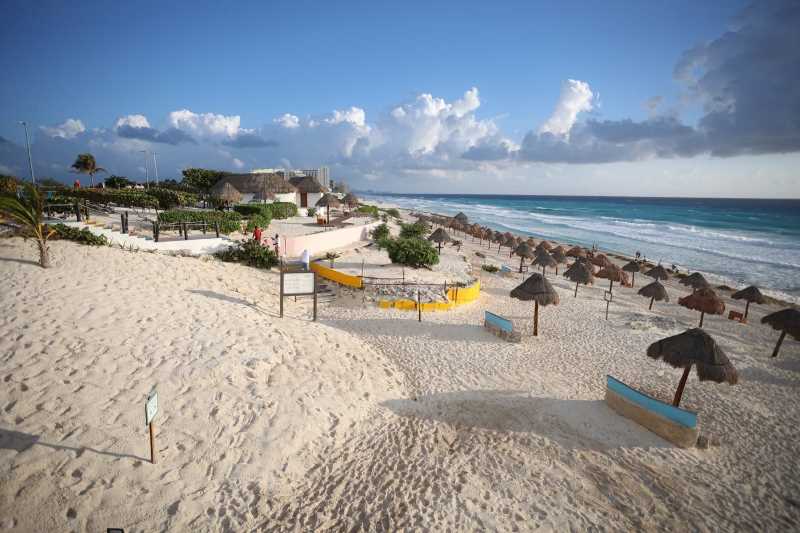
{"left": 269, "top": 202, "right": 298, "bottom": 219}
{"left": 59, "top": 188, "right": 159, "bottom": 209}
{"left": 399, "top": 221, "right": 430, "bottom": 239}
{"left": 481, "top": 264, "right": 500, "bottom": 273}
{"left": 70, "top": 153, "right": 107, "bottom": 187}
{"left": 104, "top": 175, "right": 133, "bottom": 189}
{"left": 0, "top": 182, "right": 56, "bottom": 267}
{"left": 384, "top": 237, "right": 439, "bottom": 268}
{"left": 1, "top": 175, "right": 19, "bottom": 194}
{"left": 215, "top": 238, "right": 278, "bottom": 269}
{"left": 307, "top": 207, "right": 316, "bottom": 217}
{"left": 245, "top": 213, "right": 272, "bottom": 232}
{"left": 51, "top": 223, "right": 109, "bottom": 246}
{"left": 356, "top": 204, "right": 379, "bottom": 217}
{"left": 158, "top": 209, "right": 241, "bottom": 234}
{"left": 371, "top": 223, "right": 390, "bottom": 242}
{"left": 385, "top": 208, "right": 401, "bottom": 218}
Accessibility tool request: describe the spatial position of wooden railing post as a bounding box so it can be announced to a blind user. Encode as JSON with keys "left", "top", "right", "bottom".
{"left": 182, "top": 222, "right": 188, "bottom": 240}
{"left": 214, "top": 222, "right": 220, "bottom": 238}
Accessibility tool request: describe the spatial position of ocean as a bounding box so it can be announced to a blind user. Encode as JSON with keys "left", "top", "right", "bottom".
{"left": 361, "top": 193, "right": 800, "bottom": 303}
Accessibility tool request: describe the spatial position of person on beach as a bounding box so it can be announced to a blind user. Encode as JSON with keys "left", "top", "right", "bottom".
{"left": 253, "top": 226, "right": 263, "bottom": 244}
{"left": 273, "top": 234, "right": 280, "bottom": 256}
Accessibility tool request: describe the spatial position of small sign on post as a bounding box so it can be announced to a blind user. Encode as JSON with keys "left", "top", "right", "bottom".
{"left": 145, "top": 389, "right": 158, "bottom": 464}
{"left": 280, "top": 270, "right": 317, "bottom": 321}
{"left": 604, "top": 290, "right": 613, "bottom": 320}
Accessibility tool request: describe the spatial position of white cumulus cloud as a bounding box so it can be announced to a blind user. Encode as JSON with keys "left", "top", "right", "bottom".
{"left": 114, "top": 114, "right": 150, "bottom": 129}
{"left": 167, "top": 109, "right": 241, "bottom": 140}
{"left": 274, "top": 113, "right": 300, "bottom": 129}
{"left": 538, "top": 79, "right": 594, "bottom": 137}
{"left": 40, "top": 118, "right": 86, "bottom": 139}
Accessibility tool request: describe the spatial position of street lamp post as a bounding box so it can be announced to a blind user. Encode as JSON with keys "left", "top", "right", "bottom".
{"left": 18, "top": 121, "right": 36, "bottom": 185}
{"left": 139, "top": 150, "right": 149, "bottom": 188}
{"left": 152, "top": 151, "right": 159, "bottom": 187}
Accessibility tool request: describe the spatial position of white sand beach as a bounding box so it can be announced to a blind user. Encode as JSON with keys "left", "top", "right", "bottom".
{"left": 1, "top": 225, "right": 799, "bottom": 531}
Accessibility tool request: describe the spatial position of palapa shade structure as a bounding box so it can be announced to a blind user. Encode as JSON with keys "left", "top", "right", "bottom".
{"left": 214, "top": 181, "right": 242, "bottom": 206}
{"left": 595, "top": 263, "right": 629, "bottom": 292}
{"left": 647, "top": 328, "right": 738, "bottom": 407}
{"left": 342, "top": 192, "right": 359, "bottom": 208}
{"left": 591, "top": 253, "right": 610, "bottom": 268}
{"left": 566, "top": 246, "right": 587, "bottom": 258}
{"left": 731, "top": 285, "right": 765, "bottom": 320}
{"left": 678, "top": 288, "right": 725, "bottom": 327}
{"left": 563, "top": 261, "right": 594, "bottom": 297}
{"left": 551, "top": 245, "right": 565, "bottom": 255}
{"left": 526, "top": 237, "right": 537, "bottom": 248}
{"left": 315, "top": 193, "right": 341, "bottom": 224}
{"left": 622, "top": 260, "right": 642, "bottom": 286}
{"left": 681, "top": 272, "right": 710, "bottom": 293}
{"left": 761, "top": 308, "right": 800, "bottom": 358}
{"left": 537, "top": 240, "right": 552, "bottom": 251}
{"left": 428, "top": 227, "right": 452, "bottom": 253}
{"left": 493, "top": 231, "right": 505, "bottom": 252}
{"left": 513, "top": 242, "right": 535, "bottom": 273}
{"left": 638, "top": 280, "right": 669, "bottom": 310}
{"left": 645, "top": 264, "right": 671, "bottom": 281}
{"left": 551, "top": 248, "right": 567, "bottom": 275}
{"left": 454, "top": 212, "right": 469, "bottom": 225}
{"left": 509, "top": 236, "right": 522, "bottom": 257}
{"left": 510, "top": 273, "right": 559, "bottom": 336}
{"left": 502, "top": 235, "right": 516, "bottom": 255}
{"left": 532, "top": 250, "right": 558, "bottom": 276}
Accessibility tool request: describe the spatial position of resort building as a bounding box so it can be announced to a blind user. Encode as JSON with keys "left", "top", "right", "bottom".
{"left": 288, "top": 175, "right": 328, "bottom": 208}
{"left": 210, "top": 173, "right": 297, "bottom": 204}
{"left": 299, "top": 167, "right": 330, "bottom": 189}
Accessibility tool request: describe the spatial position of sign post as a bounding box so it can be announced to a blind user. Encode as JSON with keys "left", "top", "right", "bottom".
{"left": 145, "top": 389, "right": 158, "bottom": 464}
{"left": 604, "top": 290, "right": 613, "bottom": 320}
{"left": 280, "top": 269, "right": 317, "bottom": 321}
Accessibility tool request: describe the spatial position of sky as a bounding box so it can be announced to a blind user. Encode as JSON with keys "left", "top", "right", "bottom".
{"left": 1, "top": 0, "right": 798, "bottom": 198}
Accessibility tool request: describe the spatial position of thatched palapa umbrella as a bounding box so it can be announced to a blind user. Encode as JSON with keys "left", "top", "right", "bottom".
{"left": 647, "top": 328, "right": 738, "bottom": 407}
{"left": 493, "top": 231, "right": 504, "bottom": 252}
{"left": 678, "top": 288, "right": 725, "bottom": 327}
{"left": 510, "top": 273, "right": 559, "bottom": 336}
{"left": 595, "top": 263, "right": 629, "bottom": 292}
{"left": 564, "top": 261, "right": 594, "bottom": 297}
{"left": 537, "top": 240, "right": 552, "bottom": 251}
{"left": 514, "top": 242, "right": 535, "bottom": 273}
{"left": 342, "top": 193, "right": 359, "bottom": 209}
{"left": 551, "top": 245, "right": 565, "bottom": 255}
{"left": 315, "top": 193, "right": 341, "bottom": 224}
{"left": 681, "top": 272, "right": 710, "bottom": 293}
{"left": 591, "top": 253, "right": 610, "bottom": 268}
{"left": 731, "top": 285, "right": 765, "bottom": 320}
{"left": 645, "top": 264, "right": 670, "bottom": 281}
{"left": 761, "top": 308, "right": 800, "bottom": 358}
{"left": 566, "top": 246, "right": 586, "bottom": 258}
{"left": 639, "top": 281, "right": 669, "bottom": 310}
{"left": 551, "top": 248, "right": 567, "bottom": 275}
{"left": 623, "top": 260, "right": 642, "bottom": 287}
{"left": 454, "top": 212, "right": 469, "bottom": 226}
{"left": 533, "top": 250, "right": 558, "bottom": 276}
{"left": 428, "top": 228, "right": 452, "bottom": 254}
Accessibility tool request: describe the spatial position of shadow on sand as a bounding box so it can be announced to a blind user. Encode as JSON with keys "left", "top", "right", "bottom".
{"left": 381, "top": 390, "right": 674, "bottom": 451}
{"left": 0, "top": 256, "right": 40, "bottom": 266}
{"left": 322, "top": 316, "right": 508, "bottom": 345}
{"left": 0, "top": 427, "right": 148, "bottom": 461}
{"left": 186, "top": 289, "right": 280, "bottom": 318}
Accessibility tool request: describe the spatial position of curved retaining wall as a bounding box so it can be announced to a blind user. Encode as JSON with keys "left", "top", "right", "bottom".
{"left": 310, "top": 261, "right": 363, "bottom": 288}
{"left": 377, "top": 279, "right": 481, "bottom": 312}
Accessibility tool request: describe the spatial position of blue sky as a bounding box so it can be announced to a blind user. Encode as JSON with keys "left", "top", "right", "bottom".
{"left": 2, "top": 0, "right": 798, "bottom": 197}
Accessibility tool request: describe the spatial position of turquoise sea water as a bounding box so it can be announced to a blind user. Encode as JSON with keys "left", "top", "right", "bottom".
{"left": 361, "top": 193, "right": 800, "bottom": 303}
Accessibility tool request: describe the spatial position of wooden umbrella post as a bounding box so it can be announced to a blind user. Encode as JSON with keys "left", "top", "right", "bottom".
{"left": 744, "top": 300, "right": 751, "bottom": 320}
{"left": 772, "top": 331, "right": 787, "bottom": 358}
{"left": 574, "top": 281, "right": 579, "bottom": 298}
{"left": 699, "top": 311, "right": 705, "bottom": 328}
{"left": 533, "top": 301, "right": 539, "bottom": 337}
{"left": 649, "top": 295, "right": 655, "bottom": 310}
{"left": 672, "top": 366, "right": 692, "bottom": 407}
{"left": 609, "top": 279, "right": 614, "bottom": 293}
{"left": 149, "top": 421, "right": 156, "bottom": 464}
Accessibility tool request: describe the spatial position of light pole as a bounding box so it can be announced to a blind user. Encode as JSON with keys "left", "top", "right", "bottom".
{"left": 152, "top": 151, "right": 159, "bottom": 186}
{"left": 18, "top": 121, "right": 36, "bottom": 185}
{"left": 139, "top": 150, "right": 149, "bottom": 188}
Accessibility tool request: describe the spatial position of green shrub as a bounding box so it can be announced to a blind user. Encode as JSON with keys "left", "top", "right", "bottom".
{"left": 51, "top": 224, "right": 109, "bottom": 246}
{"left": 384, "top": 237, "right": 439, "bottom": 268}
{"left": 146, "top": 187, "right": 199, "bottom": 209}
{"left": 232, "top": 204, "right": 264, "bottom": 217}
{"left": 216, "top": 239, "right": 279, "bottom": 269}
{"left": 60, "top": 188, "right": 159, "bottom": 209}
{"left": 481, "top": 264, "right": 499, "bottom": 273}
{"left": 385, "top": 208, "right": 401, "bottom": 218}
{"left": 399, "top": 221, "right": 429, "bottom": 239}
{"left": 356, "top": 204, "right": 379, "bottom": 217}
{"left": 269, "top": 202, "right": 297, "bottom": 219}
{"left": 307, "top": 207, "right": 316, "bottom": 217}
{"left": 158, "top": 209, "right": 241, "bottom": 234}
{"left": 245, "top": 213, "right": 272, "bottom": 232}
{"left": 371, "top": 223, "right": 390, "bottom": 242}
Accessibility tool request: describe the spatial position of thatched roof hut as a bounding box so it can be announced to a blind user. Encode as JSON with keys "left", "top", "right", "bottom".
{"left": 638, "top": 280, "right": 669, "bottom": 310}
{"left": 510, "top": 273, "right": 559, "bottom": 336}
{"left": 566, "top": 246, "right": 586, "bottom": 258}
{"left": 678, "top": 288, "right": 725, "bottom": 327}
{"left": 681, "top": 272, "right": 710, "bottom": 292}
{"left": 289, "top": 175, "right": 327, "bottom": 194}
{"left": 342, "top": 193, "right": 359, "bottom": 207}
{"left": 645, "top": 264, "right": 670, "bottom": 281}
{"left": 428, "top": 227, "right": 452, "bottom": 253}
{"left": 761, "top": 308, "right": 800, "bottom": 358}
{"left": 646, "top": 328, "right": 738, "bottom": 407}
{"left": 731, "top": 285, "right": 765, "bottom": 320}
{"left": 564, "top": 261, "right": 594, "bottom": 297}
{"left": 316, "top": 193, "right": 341, "bottom": 223}
{"left": 212, "top": 181, "right": 242, "bottom": 205}
{"left": 595, "top": 263, "right": 629, "bottom": 291}
{"left": 212, "top": 173, "right": 297, "bottom": 198}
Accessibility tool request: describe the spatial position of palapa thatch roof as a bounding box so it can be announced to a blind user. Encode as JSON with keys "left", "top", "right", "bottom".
{"left": 551, "top": 245, "right": 566, "bottom": 255}
{"left": 537, "top": 240, "right": 552, "bottom": 251}
{"left": 591, "top": 253, "right": 610, "bottom": 267}
{"left": 645, "top": 264, "right": 670, "bottom": 280}
{"left": 428, "top": 228, "right": 452, "bottom": 243}
{"left": 678, "top": 288, "right": 725, "bottom": 315}
{"left": 596, "top": 263, "right": 629, "bottom": 283}
{"left": 681, "top": 272, "right": 710, "bottom": 290}
{"left": 566, "top": 246, "right": 586, "bottom": 258}
{"left": 638, "top": 281, "right": 669, "bottom": 302}
{"left": 622, "top": 260, "right": 642, "bottom": 273}
{"left": 564, "top": 261, "right": 594, "bottom": 284}
{"left": 732, "top": 286, "right": 765, "bottom": 304}
{"left": 526, "top": 237, "right": 537, "bottom": 247}
{"left": 761, "top": 308, "right": 800, "bottom": 339}
{"left": 212, "top": 173, "right": 297, "bottom": 195}
{"left": 315, "top": 193, "right": 341, "bottom": 208}
{"left": 342, "top": 193, "right": 359, "bottom": 206}
{"left": 646, "top": 328, "right": 738, "bottom": 385}
{"left": 454, "top": 212, "right": 469, "bottom": 224}
{"left": 289, "top": 175, "right": 327, "bottom": 193}
{"left": 503, "top": 235, "right": 516, "bottom": 247}
{"left": 510, "top": 273, "right": 560, "bottom": 305}
{"left": 514, "top": 242, "right": 535, "bottom": 259}
{"left": 213, "top": 181, "right": 242, "bottom": 204}
{"left": 533, "top": 252, "right": 558, "bottom": 268}
{"left": 551, "top": 249, "right": 567, "bottom": 263}
{"left": 493, "top": 231, "right": 504, "bottom": 242}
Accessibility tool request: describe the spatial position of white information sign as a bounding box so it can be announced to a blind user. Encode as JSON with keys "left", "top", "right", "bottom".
{"left": 283, "top": 272, "right": 315, "bottom": 295}
{"left": 145, "top": 390, "right": 158, "bottom": 426}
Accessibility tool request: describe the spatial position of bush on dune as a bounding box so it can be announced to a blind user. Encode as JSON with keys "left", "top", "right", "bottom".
{"left": 51, "top": 224, "right": 108, "bottom": 246}
{"left": 216, "top": 239, "right": 278, "bottom": 269}
{"left": 158, "top": 209, "right": 241, "bottom": 234}
{"left": 384, "top": 237, "right": 439, "bottom": 268}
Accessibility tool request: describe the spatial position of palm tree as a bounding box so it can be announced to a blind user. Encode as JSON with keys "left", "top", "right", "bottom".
{"left": 0, "top": 182, "right": 55, "bottom": 268}
{"left": 71, "top": 153, "right": 107, "bottom": 187}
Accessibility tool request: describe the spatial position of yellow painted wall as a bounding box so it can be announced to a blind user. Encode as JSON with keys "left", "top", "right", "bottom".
{"left": 310, "top": 261, "right": 363, "bottom": 288}
{"left": 376, "top": 279, "right": 481, "bottom": 312}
